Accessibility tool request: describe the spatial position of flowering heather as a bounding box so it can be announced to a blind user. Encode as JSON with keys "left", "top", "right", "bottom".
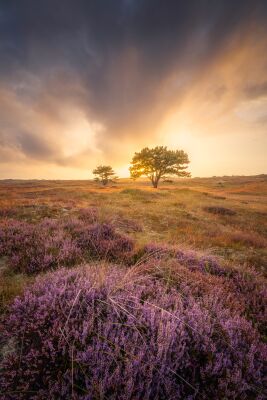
{"left": 142, "top": 245, "right": 267, "bottom": 335}
{"left": 0, "top": 219, "right": 82, "bottom": 274}
{"left": 0, "top": 218, "right": 134, "bottom": 274}
{"left": 0, "top": 208, "right": 17, "bottom": 219}
{"left": 144, "top": 243, "right": 227, "bottom": 276}
{"left": 72, "top": 222, "right": 134, "bottom": 261}
{"left": 1, "top": 266, "right": 266, "bottom": 400}
{"left": 78, "top": 207, "right": 100, "bottom": 224}
{"left": 229, "top": 270, "right": 267, "bottom": 335}
{"left": 143, "top": 243, "right": 174, "bottom": 259}
{"left": 175, "top": 249, "right": 228, "bottom": 276}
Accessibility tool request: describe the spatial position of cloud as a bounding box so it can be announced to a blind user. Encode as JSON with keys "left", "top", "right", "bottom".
{"left": 0, "top": 0, "right": 267, "bottom": 177}
{"left": 244, "top": 82, "right": 267, "bottom": 99}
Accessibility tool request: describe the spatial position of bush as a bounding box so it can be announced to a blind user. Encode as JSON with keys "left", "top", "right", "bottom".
{"left": 203, "top": 206, "right": 236, "bottom": 216}
{"left": 143, "top": 243, "right": 174, "bottom": 259}
{"left": 229, "top": 270, "right": 267, "bottom": 336}
{"left": 142, "top": 245, "right": 267, "bottom": 335}
{"left": 73, "top": 222, "right": 134, "bottom": 261}
{"left": 1, "top": 266, "right": 266, "bottom": 400}
{"left": 0, "top": 219, "right": 82, "bottom": 274}
{"left": 0, "top": 208, "right": 17, "bottom": 219}
{"left": 78, "top": 207, "right": 99, "bottom": 224}
{"left": 0, "top": 218, "right": 134, "bottom": 274}
{"left": 175, "top": 249, "right": 228, "bottom": 276}
{"left": 143, "top": 244, "right": 227, "bottom": 276}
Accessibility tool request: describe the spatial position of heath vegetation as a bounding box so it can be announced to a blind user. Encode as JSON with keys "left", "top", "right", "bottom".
{"left": 0, "top": 175, "right": 266, "bottom": 399}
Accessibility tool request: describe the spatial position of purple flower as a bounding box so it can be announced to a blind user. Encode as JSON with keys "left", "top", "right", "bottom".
{"left": 1, "top": 266, "right": 265, "bottom": 399}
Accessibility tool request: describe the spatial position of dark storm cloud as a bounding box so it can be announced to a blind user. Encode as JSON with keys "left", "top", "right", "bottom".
{"left": 17, "top": 131, "right": 56, "bottom": 158}
{"left": 0, "top": 0, "right": 267, "bottom": 165}
{"left": 0, "top": 127, "right": 57, "bottom": 161}
{"left": 244, "top": 82, "right": 267, "bottom": 99}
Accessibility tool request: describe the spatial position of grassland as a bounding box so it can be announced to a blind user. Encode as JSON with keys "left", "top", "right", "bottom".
{"left": 1, "top": 175, "right": 266, "bottom": 270}
{"left": 1, "top": 174, "right": 266, "bottom": 317}
{"left": 0, "top": 175, "right": 266, "bottom": 399}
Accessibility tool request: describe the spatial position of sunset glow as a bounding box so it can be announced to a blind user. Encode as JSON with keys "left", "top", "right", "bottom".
{"left": 0, "top": 1, "right": 267, "bottom": 178}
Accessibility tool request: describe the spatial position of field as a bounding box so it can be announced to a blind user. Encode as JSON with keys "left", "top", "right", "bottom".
{"left": 0, "top": 176, "right": 266, "bottom": 399}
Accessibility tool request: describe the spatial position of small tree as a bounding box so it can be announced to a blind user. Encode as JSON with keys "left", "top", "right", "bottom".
{"left": 93, "top": 165, "right": 116, "bottom": 186}
{"left": 130, "top": 146, "right": 190, "bottom": 188}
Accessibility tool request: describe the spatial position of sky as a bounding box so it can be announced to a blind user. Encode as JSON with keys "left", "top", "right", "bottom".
{"left": 0, "top": 0, "right": 267, "bottom": 179}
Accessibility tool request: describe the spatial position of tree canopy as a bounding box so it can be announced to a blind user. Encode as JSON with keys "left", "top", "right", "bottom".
{"left": 129, "top": 146, "right": 190, "bottom": 188}
{"left": 93, "top": 165, "right": 116, "bottom": 186}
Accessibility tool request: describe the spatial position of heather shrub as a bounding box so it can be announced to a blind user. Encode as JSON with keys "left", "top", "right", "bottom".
{"left": 143, "top": 244, "right": 227, "bottom": 277}
{"left": 52, "top": 218, "right": 134, "bottom": 263}
{"left": 78, "top": 207, "right": 99, "bottom": 224}
{"left": 0, "top": 208, "right": 17, "bottom": 218}
{"left": 203, "top": 206, "right": 236, "bottom": 216}
{"left": 175, "top": 249, "right": 228, "bottom": 276}
{"left": 229, "top": 270, "right": 267, "bottom": 336}
{"left": 73, "top": 222, "right": 134, "bottom": 261}
{"left": 141, "top": 246, "right": 267, "bottom": 335}
{"left": 1, "top": 266, "right": 266, "bottom": 400}
{"left": 143, "top": 243, "right": 175, "bottom": 259}
{"left": 0, "top": 218, "right": 134, "bottom": 274}
{"left": 143, "top": 259, "right": 243, "bottom": 313}
{"left": 0, "top": 219, "right": 82, "bottom": 274}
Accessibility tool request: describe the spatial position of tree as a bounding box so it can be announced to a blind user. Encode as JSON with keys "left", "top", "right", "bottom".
{"left": 93, "top": 165, "right": 116, "bottom": 186}
{"left": 129, "top": 146, "right": 190, "bottom": 188}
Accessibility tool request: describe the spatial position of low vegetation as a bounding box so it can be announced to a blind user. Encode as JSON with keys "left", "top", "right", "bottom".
{"left": 0, "top": 175, "right": 266, "bottom": 399}
{"left": 203, "top": 206, "right": 237, "bottom": 216}
{"left": 1, "top": 265, "right": 265, "bottom": 399}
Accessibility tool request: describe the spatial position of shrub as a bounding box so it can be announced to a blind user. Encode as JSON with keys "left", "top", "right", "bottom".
{"left": 0, "top": 208, "right": 17, "bottom": 219}
{"left": 141, "top": 245, "right": 267, "bottom": 335}
{"left": 0, "top": 218, "right": 134, "bottom": 274}
{"left": 78, "top": 207, "right": 99, "bottom": 224}
{"left": 73, "top": 222, "right": 134, "bottom": 261}
{"left": 145, "top": 260, "right": 242, "bottom": 312}
{"left": 229, "top": 270, "right": 267, "bottom": 336}
{"left": 175, "top": 250, "right": 228, "bottom": 276}
{"left": 1, "top": 266, "right": 266, "bottom": 400}
{"left": 0, "top": 219, "right": 82, "bottom": 274}
{"left": 143, "top": 244, "right": 227, "bottom": 277}
{"left": 203, "top": 206, "right": 236, "bottom": 216}
{"left": 143, "top": 243, "right": 174, "bottom": 259}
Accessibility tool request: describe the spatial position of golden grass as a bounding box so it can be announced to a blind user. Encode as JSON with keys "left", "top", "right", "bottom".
{"left": 0, "top": 175, "right": 266, "bottom": 273}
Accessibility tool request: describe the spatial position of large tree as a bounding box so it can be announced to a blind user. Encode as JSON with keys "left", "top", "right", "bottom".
{"left": 93, "top": 165, "right": 116, "bottom": 186}
{"left": 130, "top": 146, "right": 190, "bottom": 188}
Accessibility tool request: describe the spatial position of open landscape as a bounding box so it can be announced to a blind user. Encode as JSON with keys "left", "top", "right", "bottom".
{"left": 0, "top": 176, "right": 266, "bottom": 398}
{"left": 1, "top": 0, "right": 267, "bottom": 398}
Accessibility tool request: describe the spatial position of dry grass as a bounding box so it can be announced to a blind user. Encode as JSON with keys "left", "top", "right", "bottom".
{"left": 0, "top": 258, "right": 32, "bottom": 312}
{"left": 0, "top": 175, "right": 266, "bottom": 307}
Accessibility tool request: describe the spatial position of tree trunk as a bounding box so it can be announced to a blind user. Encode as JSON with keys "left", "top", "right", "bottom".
{"left": 152, "top": 179, "right": 158, "bottom": 188}
{"left": 151, "top": 175, "right": 159, "bottom": 188}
